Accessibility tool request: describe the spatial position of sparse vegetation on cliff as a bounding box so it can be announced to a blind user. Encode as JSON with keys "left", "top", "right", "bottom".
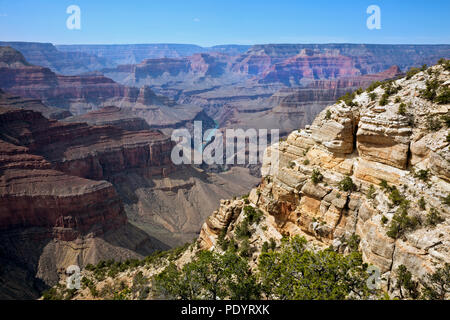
{"left": 387, "top": 202, "right": 420, "bottom": 239}
{"left": 338, "top": 176, "right": 356, "bottom": 192}
{"left": 258, "top": 236, "right": 375, "bottom": 300}
{"left": 406, "top": 67, "right": 421, "bottom": 80}
{"left": 338, "top": 91, "right": 358, "bottom": 107}
{"left": 398, "top": 103, "right": 407, "bottom": 115}
{"left": 425, "top": 208, "right": 444, "bottom": 227}
{"left": 311, "top": 169, "right": 324, "bottom": 184}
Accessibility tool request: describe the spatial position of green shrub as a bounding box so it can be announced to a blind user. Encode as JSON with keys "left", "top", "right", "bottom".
{"left": 303, "top": 159, "right": 310, "bottom": 165}
{"left": 418, "top": 197, "right": 426, "bottom": 210}
{"left": 338, "top": 91, "right": 358, "bottom": 107}
{"left": 366, "top": 81, "right": 382, "bottom": 92}
{"left": 381, "top": 216, "right": 388, "bottom": 224}
{"left": 239, "top": 239, "right": 251, "bottom": 258}
{"left": 388, "top": 187, "right": 406, "bottom": 206}
{"left": 42, "top": 287, "right": 64, "bottom": 300}
{"left": 382, "top": 81, "right": 401, "bottom": 95}
{"left": 346, "top": 234, "right": 361, "bottom": 252}
{"left": 435, "top": 87, "right": 450, "bottom": 104}
{"left": 441, "top": 112, "right": 450, "bottom": 126}
{"left": 379, "top": 179, "right": 392, "bottom": 192}
{"left": 421, "top": 78, "right": 440, "bottom": 101}
{"left": 395, "top": 97, "right": 402, "bottom": 103}
{"left": 217, "top": 228, "right": 229, "bottom": 251}
{"left": 235, "top": 219, "right": 251, "bottom": 240}
{"left": 311, "top": 169, "right": 323, "bottom": 185}
{"left": 258, "top": 236, "right": 374, "bottom": 300}
{"left": 415, "top": 169, "right": 430, "bottom": 182}
{"left": 406, "top": 67, "right": 421, "bottom": 80}
{"left": 153, "top": 250, "right": 260, "bottom": 300}
{"left": 395, "top": 265, "right": 419, "bottom": 299}
{"left": 338, "top": 176, "right": 356, "bottom": 192}
{"left": 444, "top": 194, "right": 450, "bottom": 206}
{"left": 261, "top": 241, "right": 270, "bottom": 253}
{"left": 387, "top": 202, "right": 419, "bottom": 239}
{"left": 426, "top": 115, "right": 442, "bottom": 131}
{"left": 244, "top": 206, "right": 263, "bottom": 224}
{"left": 398, "top": 103, "right": 407, "bottom": 116}
{"left": 379, "top": 93, "right": 389, "bottom": 106}
{"left": 369, "top": 92, "right": 377, "bottom": 101}
{"left": 425, "top": 208, "right": 444, "bottom": 227}
{"left": 367, "top": 184, "right": 376, "bottom": 199}
{"left": 421, "top": 263, "right": 450, "bottom": 300}
{"left": 269, "top": 238, "right": 277, "bottom": 251}
{"left": 325, "top": 110, "right": 332, "bottom": 120}
{"left": 443, "top": 59, "right": 450, "bottom": 71}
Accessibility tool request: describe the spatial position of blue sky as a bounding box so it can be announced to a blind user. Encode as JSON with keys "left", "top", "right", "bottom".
{"left": 0, "top": 0, "right": 449, "bottom": 46}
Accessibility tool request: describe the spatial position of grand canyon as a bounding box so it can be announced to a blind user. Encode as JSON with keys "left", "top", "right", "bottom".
{"left": 0, "top": 38, "right": 449, "bottom": 300}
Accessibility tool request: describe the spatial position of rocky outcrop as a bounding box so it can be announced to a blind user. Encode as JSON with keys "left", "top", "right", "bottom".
{"left": 0, "top": 138, "right": 126, "bottom": 241}
{"left": 0, "top": 107, "right": 175, "bottom": 181}
{"left": 0, "top": 88, "right": 71, "bottom": 120}
{"left": 198, "top": 62, "right": 450, "bottom": 296}
{"left": 0, "top": 46, "right": 30, "bottom": 68}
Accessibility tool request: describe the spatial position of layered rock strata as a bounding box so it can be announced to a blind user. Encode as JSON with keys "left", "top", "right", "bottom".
{"left": 199, "top": 63, "right": 450, "bottom": 295}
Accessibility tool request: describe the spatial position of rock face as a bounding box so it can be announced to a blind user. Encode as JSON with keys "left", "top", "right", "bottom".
{"left": 198, "top": 63, "right": 450, "bottom": 296}
{"left": 0, "top": 88, "right": 71, "bottom": 120}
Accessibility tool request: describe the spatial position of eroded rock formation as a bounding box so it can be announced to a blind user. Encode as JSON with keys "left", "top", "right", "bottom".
{"left": 198, "top": 62, "right": 450, "bottom": 296}
{"left": 0, "top": 106, "right": 175, "bottom": 298}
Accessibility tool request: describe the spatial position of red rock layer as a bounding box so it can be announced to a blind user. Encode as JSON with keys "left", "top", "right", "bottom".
{"left": 0, "top": 106, "right": 175, "bottom": 241}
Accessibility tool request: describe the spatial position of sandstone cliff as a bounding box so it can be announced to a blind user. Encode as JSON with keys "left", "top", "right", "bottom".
{"left": 198, "top": 62, "right": 450, "bottom": 297}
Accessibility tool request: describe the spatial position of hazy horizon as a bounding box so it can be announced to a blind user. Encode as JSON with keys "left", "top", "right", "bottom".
{"left": 3, "top": 41, "right": 450, "bottom": 47}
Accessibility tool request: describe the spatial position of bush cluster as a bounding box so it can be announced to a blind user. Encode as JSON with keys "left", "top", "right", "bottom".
{"left": 338, "top": 91, "right": 358, "bottom": 107}
{"left": 311, "top": 169, "right": 324, "bottom": 185}
{"left": 338, "top": 176, "right": 356, "bottom": 192}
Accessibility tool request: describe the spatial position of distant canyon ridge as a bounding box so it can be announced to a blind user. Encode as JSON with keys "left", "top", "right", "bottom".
{"left": 1, "top": 42, "right": 449, "bottom": 136}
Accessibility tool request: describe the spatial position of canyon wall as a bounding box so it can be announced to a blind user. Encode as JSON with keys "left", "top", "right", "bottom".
{"left": 0, "top": 106, "right": 175, "bottom": 298}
